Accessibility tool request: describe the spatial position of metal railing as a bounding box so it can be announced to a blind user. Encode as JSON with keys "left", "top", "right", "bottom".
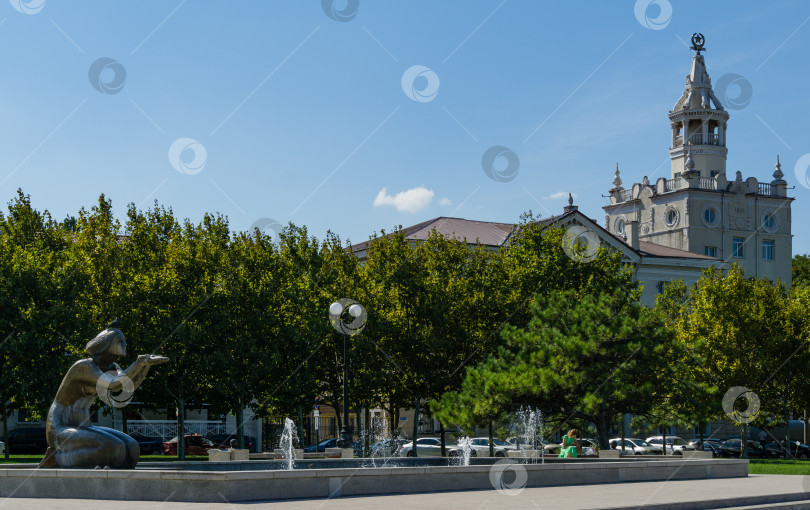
{"left": 127, "top": 419, "right": 227, "bottom": 440}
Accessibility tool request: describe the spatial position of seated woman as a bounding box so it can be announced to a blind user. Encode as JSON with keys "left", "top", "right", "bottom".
{"left": 39, "top": 324, "right": 167, "bottom": 469}
{"left": 558, "top": 428, "right": 581, "bottom": 458}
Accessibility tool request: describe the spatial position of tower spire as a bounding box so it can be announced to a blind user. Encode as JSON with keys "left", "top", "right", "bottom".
{"left": 772, "top": 155, "right": 785, "bottom": 183}
{"left": 668, "top": 33, "right": 729, "bottom": 179}
{"left": 611, "top": 163, "right": 623, "bottom": 190}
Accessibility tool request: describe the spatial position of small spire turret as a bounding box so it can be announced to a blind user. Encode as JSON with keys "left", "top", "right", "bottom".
{"left": 611, "top": 163, "right": 623, "bottom": 190}
{"left": 772, "top": 155, "right": 785, "bottom": 183}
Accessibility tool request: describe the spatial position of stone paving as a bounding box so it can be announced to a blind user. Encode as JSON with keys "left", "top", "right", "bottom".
{"left": 1, "top": 474, "right": 809, "bottom": 509}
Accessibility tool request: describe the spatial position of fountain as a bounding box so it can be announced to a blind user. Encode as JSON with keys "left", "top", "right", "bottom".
{"left": 279, "top": 417, "right": 297, "bottom": 470}
{"left": 509, "top": 407, "right": 544, "bottom": 463}
{"left": 457, "top": 436, "right": 473, "bottom": 466}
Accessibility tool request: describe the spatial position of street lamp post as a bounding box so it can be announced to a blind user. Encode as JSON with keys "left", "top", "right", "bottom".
{"left": 329, "top": 300, "right": 366, "bottom": 450}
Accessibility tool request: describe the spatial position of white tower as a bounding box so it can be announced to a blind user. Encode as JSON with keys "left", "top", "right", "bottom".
{"left": 668, "top": 33, "right": 729, "bottom": 179}
{"left": 603, "top": 33, "right": 793, "bottom": 287}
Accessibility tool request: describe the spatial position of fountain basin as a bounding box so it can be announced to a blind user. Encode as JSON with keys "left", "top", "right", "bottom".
{"left": 0, "top": 458, "right": 747, "bottom": 502}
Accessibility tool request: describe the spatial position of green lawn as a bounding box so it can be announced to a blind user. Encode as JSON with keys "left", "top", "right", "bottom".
{"left": 0, "top": 455, "right": 40, "bottom": 464}
{"left": 749, "top": 459, "right": 810, "bottom": 475}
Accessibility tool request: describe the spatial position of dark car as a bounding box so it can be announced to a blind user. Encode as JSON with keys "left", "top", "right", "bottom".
{"left": 129, "top": 433, "right": 164, "bottom": 455}
{"left": 718, "top": 439, "right": 773, "bottom": 458}
{"left": 766, "top": 440, "right": 810, "bottom": 459}
{"left": 696, "top": 440, "right": 724, "bottom": 457}
{"left": 206, "top": 433, "right": 257, "bottom": 453}
{"left": 6, "top": 427, "right": 48, "bottom": 454}
{"left": 304, "top": 437, "right": 338, "bottom": 453}
{"left": 163, "top": 435, "right": 217, "bottom": 456}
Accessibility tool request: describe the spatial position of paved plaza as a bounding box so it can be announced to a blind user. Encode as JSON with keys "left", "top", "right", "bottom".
{"left": 1, "top": 475, "right": 809, "bottom": 509}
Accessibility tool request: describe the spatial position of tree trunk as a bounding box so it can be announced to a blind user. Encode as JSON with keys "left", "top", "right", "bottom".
{"left": 334, "top": 401, "right": 342, "bottom": 432}
{"left": 782, "top": 397, "right": 793, "bottom": 459}
{"left": 620, "top": 416, "right": 626, "bottom": 453}
{"left": 741, "top": 424, "right": 747, "bottom": 459}
{"left": 394, "top": 407, "right": 400, "bottom": 437}
{"left": 412, "top": 398, "right": 420, "bottom": 457}
{"left": 177, "top": 396, "right": 186, "bottom": 460}
{"left": 298, "top": 406, "right": 304, "bottom": 448}
{"left": 121, "top": 408, "right": 128, "bottom": 436}
{"left": 385, "top": 403, "right": 396, "bottom": 437}
{"left": 662, "top": 426, "right": 667, "bottom": 456}
{"left": 595, "top": 413, "right": 610, "bottom": 450}
{"left": 2, "top": 398, "right": 8, "bottom": 459}
{"left": 236, "top": 396, "right": 245, "bottom": 450}
{"left": 356, "top": 408, "right": 363, "bottom": 450}
{"left": 440, "top": 422, "right": 446, "bottom": 457}
{"left": 364, "top": 408, "right": 370, "bottom": 457}
{"left": 804, "top": 409, "right": 808, "bottom": 445}
{"left": 488, "top": 421, "right": 494, "bottom": 457}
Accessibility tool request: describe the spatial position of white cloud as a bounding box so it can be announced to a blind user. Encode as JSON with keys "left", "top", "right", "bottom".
{"left": 373, "top": 186, "right": 435, "bottom": 213}
{"left": 542, "top": 191, "right": 578, "bottom": 200}
{"left": 439, "top": 197, "right": 452, "bottom": 206}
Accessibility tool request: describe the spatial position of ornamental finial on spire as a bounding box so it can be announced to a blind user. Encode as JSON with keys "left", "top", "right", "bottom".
{"left": 690, "top": 33, "right": 706, "bottom": 54}
{"left": 611, "top": 163, "right": 623, "bottom": 190}
{"left": 772, "top": 155, "right": 785, "bottom": 183}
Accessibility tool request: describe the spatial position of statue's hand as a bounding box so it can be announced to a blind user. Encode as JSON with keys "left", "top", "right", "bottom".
{"left": 146, "top": 355, "right": 169, "bottom": 365}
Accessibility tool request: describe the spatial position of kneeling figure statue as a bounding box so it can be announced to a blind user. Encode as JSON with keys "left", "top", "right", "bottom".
{"left": 39, "top": 324, "right": 168, "bottom": 469}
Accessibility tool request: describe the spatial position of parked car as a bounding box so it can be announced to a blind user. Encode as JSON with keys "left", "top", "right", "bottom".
{"left": 701, "top": 442, "right": 723, "bottom": 457}
{"left": 369, "top": 438, "right": 408, "bottom": 457}
{"left": 506, "top": 437, "right": 550, "bottom": 451}
{"left": 468, "top": 438, "right": 513, "bottom": 457}
{"left": 129, "top": 433, "right": 164, "bottom": 455}
{"left": 690, "top": 439, "right": 724, "bottom": 457}
{"left": 541, "top": 437, "right": 597, "bottom": 456}
{"left": 609, "top": 438, "right": 662, "bottom": 455}
{"left": 163, "top": 435, "right": 217, "bottom": 456}
{"left": 580, "top": 438, "right": 600, "bottom": 454}
{"left": 718, "top": 439, "right": 775, "bottom": 458}
{"left": 399, "top": 437, "right": 474, "bottom": 457}
{"left": 765, "top": 440, "right": 810, "bottom": 459}
{"left": 206, "top": 433, "right": 257, "bottom": 453}
{"left": 645, "top": 436, "right": 696, "bottom": 455}
{"left": 0, "top": 441, "right": 4, "bottom": 455}
{"left": 6, "top": 427, "right": 48, "bottom": 454}
{"left": 303, "top": 438, "right": 338, "bottom": 453}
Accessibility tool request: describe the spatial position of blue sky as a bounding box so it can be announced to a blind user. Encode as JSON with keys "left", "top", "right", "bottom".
{"left": 0, "top": 0, "right": 808, "bottom": 255}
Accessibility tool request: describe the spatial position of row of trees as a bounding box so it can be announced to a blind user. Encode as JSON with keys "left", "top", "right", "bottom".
{"left": 0, "top": 190, "right": 632, "bottom": 456}
{"left": 435, "top": 265, "right": 810, "bottom": 452}
{"left": 2, "top": 189, "right": 809, "bottom": 456}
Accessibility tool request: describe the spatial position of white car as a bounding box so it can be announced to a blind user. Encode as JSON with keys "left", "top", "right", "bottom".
{"left": 609, "top": 438, "right": 662, "bottom": 455}
{"left": 0, "top": 441, "right": 4, "bottom": 455}
{"left": 467, "top": 438, "right": 513, "bottom": 457}
{"left": 646, "top": 436, "right": 696, "bottom": 455}
{"left": 398, "top": 437, "right": 472, "bottom": 457}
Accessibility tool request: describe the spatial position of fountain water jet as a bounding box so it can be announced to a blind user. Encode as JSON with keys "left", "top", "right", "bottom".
{"left": 279, "top": 417, "right": 297, "bottom": 470}
{"left": 457, "top": 436, "right": 472, "bottom": 466}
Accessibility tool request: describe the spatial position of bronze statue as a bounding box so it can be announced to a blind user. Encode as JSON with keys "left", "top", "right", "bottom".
{"left": 39, "top": 324, "right": 168, "bottom": 469}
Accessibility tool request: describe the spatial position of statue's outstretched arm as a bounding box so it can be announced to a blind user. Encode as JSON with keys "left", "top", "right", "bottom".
{"left": 122, "top": 355, "right": 169, "bottom": 390}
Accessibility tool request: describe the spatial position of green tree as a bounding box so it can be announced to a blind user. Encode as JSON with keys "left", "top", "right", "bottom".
{"left": 659, "top": 265, "right": 803, "bottom": 456}
{"left": 434, "top": 288, "right": 677, "bottom": 449}
{"left": 0, "top": 191, "right": 91, "bottom": 456}
{"left": 794, "top": 254, "right": 810, "bottom": 287}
